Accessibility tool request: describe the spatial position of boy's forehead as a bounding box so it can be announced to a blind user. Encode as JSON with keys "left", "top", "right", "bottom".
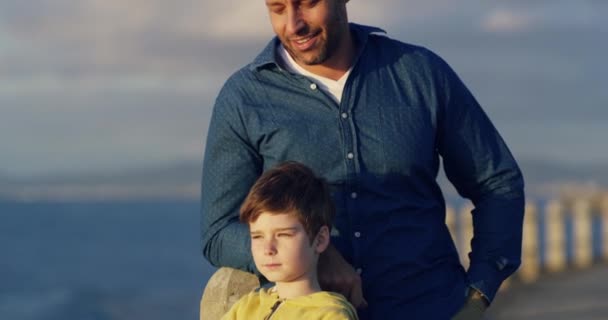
{"left": 250, "top": 211, "right": 303, "bottom": 228}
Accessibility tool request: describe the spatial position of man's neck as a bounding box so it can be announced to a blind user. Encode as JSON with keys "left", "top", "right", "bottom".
{"left": 293, "top": 31, "right": 355, "bottom": 81}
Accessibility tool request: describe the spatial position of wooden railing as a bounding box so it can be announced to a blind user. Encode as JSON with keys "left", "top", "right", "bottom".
{"left": 200, "top": 191, "right": 608, "bottom": 320}
{"left": 506, "top": 193, "right": 607, "bottom": 286}
{"left": 200, "top": 267, "right": 260, "bottom": 320}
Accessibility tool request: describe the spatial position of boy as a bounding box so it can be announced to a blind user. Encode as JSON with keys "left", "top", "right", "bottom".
{"left": 221, "top": 161, "right": 358, "bottom": 320}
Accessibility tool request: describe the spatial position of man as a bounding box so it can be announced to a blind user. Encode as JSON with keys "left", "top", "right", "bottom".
{"left": 201, "top": 0, "right": 525, "bottom": 319}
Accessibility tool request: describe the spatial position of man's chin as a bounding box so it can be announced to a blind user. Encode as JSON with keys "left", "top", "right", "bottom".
{"left": 285, "top": 47, "right": 325, "bottom": 66}
{"left": 295, "top": 54, "right": 326, "bottom": 66}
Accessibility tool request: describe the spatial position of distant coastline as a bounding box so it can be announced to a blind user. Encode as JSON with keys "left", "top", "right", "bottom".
{"left": 2, "top": 159, "right": 606, "bottom": 202}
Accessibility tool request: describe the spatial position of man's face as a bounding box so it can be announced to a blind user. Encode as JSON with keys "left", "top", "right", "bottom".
{"left": 265, "top": 0, "right": 349, "bottom": 66}
{"left": 249, "top": 212, "right": 322, "bottom": 284}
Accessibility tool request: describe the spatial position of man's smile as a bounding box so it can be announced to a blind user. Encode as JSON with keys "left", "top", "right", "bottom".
{"left": 290, "top": 31, "right": 320, "bottom": 51}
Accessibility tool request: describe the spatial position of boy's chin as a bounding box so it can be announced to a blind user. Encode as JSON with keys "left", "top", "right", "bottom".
{"left": 261, "top": 274, "right": 283, "bottom": 283}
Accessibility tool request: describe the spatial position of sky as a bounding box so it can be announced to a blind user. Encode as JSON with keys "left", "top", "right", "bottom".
{"left": 1, "top": 0, "right": 607, "bottom": 178}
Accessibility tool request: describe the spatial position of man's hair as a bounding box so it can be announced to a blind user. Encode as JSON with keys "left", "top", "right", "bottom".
{"left": 240, "top": 161, "right": 335, "bottom": 241}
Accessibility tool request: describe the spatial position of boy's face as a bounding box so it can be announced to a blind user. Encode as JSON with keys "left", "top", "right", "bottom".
{"left": 249, "top": 211, "right": 326, "bottom": 284}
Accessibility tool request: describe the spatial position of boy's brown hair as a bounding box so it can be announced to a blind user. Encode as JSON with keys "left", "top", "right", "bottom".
{"left": 240, "top": 161, "right": 335, "bottom": 242}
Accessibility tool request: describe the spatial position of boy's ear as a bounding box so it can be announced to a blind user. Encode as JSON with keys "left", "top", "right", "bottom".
{"left": 314, "top": 226, "right": 330, "bottom": 254}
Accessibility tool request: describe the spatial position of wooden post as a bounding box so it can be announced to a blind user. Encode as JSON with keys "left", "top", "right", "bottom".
{"left": 572, "top": 198, "right": 593, "bottom": 269}
{"left": 459, "top": 203, "right": 474, "bottom": 270}
{"left": 545, "top": 199, "right": 566, "bottom": 273}
{"left": 519, "top": 202, "right": 540, "bottom": 283}
{"left": 446, "top": 205, "right": 457, "bottom": 243}
{"left": 200, "top": 267, "right": 260, "bottom": 320}
{"left": 601, "top": 194, "right": 608, "bottom": 262}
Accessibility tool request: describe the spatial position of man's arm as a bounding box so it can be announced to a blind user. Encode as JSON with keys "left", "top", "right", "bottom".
{"left": 433, "top": 53, "right": 525, "bottom": 304}
{"left": 201, "top": 90, "right": 262, "bottom": 273}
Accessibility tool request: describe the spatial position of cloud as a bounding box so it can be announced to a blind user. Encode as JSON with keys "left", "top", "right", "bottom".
{"left": 0, "top": 1, "right": 266, "bottom": 79}
{"left": 0, "top": 0, "right": 607, "bottom": 178}
{"left": 203, "top": 2, "right": 272, "bottom": 40}
{"left": 481, "top": 9, "right": 532, "bottom": 33}
{"left": 0, "top": 0, "right": 490, "bottom": 86}
{"left": 480, "top": 2, "right": 604, "bottom": 34}
{"left": 0, "top": 1, "right": 274, "bottom": 102}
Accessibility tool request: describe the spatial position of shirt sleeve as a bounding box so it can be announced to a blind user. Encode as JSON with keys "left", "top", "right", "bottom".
{"left": 220, "top": 300, "right": 239, "bottom": 320}
{"left": 220, "top": 294, "right": 249, "bottom": 320}
{"left": 317, "top": 308, "right": 359, "bottom": 320}
{"left": 316, "top": 294, "right": 359, "bottom": 320}
{"left": 432, "top": 52, "right": 525, "bottom": 303}
{"left": 201, "top": 82, "right": 262, "bottom": 273}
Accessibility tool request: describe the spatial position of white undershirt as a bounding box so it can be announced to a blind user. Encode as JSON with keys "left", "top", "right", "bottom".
{"left": 279, "top": 45, "right": 352, "bottom": 104}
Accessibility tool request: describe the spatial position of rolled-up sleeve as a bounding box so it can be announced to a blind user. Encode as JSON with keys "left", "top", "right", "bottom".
{"left": 434, "top": 54, "right": 525, "bottom": 302}
{"left": 201, "top": 81, "right": 262, "bottom": 273}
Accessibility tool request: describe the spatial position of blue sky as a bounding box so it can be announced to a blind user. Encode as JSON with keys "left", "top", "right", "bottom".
{"left": 1, "top": 0, "right": 607, "bottom": 178}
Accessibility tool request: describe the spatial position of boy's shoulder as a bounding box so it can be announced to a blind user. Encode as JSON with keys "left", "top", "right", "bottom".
{"left": 221, "top": 288, "right": 275, "bottom": 320}
{"left": 224, "top": 288, "right": 358, "bottom": 320}
{"left": 285, "top": 291, "right": 359, "bottom": 319}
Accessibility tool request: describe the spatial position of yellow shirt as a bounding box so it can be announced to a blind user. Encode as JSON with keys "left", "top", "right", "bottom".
{"left": 220, "top": 287, "right": 358, "bottom": 320}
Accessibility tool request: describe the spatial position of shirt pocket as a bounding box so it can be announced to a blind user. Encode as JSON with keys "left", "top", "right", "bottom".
{"left": 374, "top": 103, "right": 437, "bottom": 174}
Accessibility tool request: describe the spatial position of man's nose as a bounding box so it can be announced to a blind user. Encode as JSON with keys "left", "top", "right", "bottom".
{"left": 286, "top": 8, "right": 305, "bottom": 36}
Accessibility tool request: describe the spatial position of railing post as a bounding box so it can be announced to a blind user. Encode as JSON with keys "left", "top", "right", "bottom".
{"left": 446, "top": 205, "right": 457, "bottom": 243}
{"left": 545, "top": 199, "right": 566, "bottom": 273}
{"left": 572, "top": 198, "right": 593, "bottom": 269}
{"left": 519, "top": 201, "right": 539, "bottom": 283}
{"left": 601, "top": 194, "right": 608, "bottom": 262}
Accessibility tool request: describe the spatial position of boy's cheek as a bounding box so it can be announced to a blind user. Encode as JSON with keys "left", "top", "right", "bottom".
{"left": 250, "top": 244, "right": 263, "bottom": 257}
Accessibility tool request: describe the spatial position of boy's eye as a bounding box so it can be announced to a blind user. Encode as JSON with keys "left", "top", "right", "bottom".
{"left": 277, "top": 233, "right": 293, "bottom": 237}
{"left": 251, "top": 235, "right": 262, "bottom": 240}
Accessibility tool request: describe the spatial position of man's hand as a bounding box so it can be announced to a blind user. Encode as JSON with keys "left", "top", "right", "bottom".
{"left": 317, "top": 244, "right": 368, "bottom": 308}
{"left": 451, "top": 288, "right": 488, "bottom": 320}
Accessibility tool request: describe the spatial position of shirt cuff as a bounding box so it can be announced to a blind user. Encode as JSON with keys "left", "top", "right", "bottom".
{"left": 467, "top": 259, "right": 510, "bottom": 303}
{"left": 467, "top": 285, "right": 490, "bottom": 307}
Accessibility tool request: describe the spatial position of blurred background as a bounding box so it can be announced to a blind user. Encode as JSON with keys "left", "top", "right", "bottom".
{"left": 1, "top": 0, "right": 607, "bottom": 319}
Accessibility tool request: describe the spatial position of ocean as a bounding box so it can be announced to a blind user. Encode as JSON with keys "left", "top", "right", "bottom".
{"left": 2, "top": 199, "right": 602, "bottom": 320}
{"left": 0, "top": 201, "right": 216, "bottom": 320}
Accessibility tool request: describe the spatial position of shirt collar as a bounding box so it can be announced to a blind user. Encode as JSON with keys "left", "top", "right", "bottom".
{"left": 249, "top": 23, "right": 386, "bottom": 72}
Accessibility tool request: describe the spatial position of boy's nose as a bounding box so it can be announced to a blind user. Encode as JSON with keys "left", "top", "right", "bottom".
{"left": 263, "top": 240, "right": 277, "bottom": 255}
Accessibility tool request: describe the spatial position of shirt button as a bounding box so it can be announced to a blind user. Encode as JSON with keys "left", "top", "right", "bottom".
{"left": 356, "top": 268, "right": 363, "bottom": 275}
{"left": 341, "top": 112, "right": 348, "bottom": 119}
{"left": 351, "top": 192, "right": 358, "bottom": 199}
{"left": 354, "top": 231, "right": 361, "bottom": 238}
{"left": 310, "top": 83, "right": 317, "bottom": 90}
{"left": 347, "top": 152, "right": 354, "bottom": 159}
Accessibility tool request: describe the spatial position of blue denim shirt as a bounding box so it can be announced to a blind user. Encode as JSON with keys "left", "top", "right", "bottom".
{"left": 201, "top": 23, "right": 525, "bottom": 319}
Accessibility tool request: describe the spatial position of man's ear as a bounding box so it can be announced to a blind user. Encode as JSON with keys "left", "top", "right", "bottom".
{"left": 314, "top": 226, "right": 330, "bottom": 254}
